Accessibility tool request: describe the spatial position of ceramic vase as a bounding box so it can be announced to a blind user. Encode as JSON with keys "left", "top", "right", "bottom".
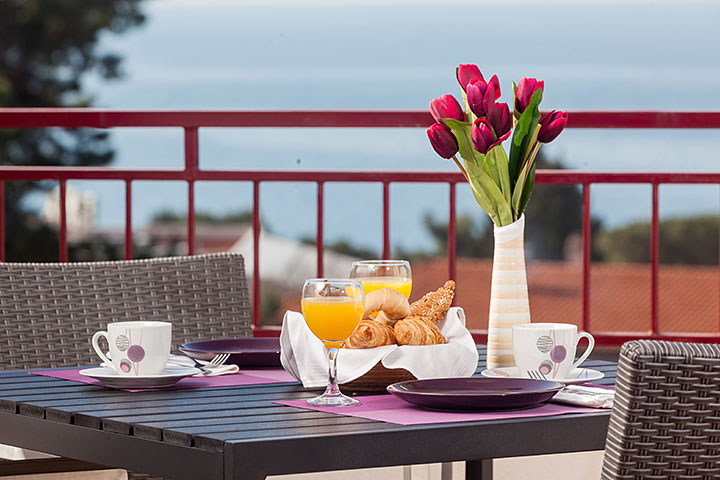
{"left": 486, "top": 213, "right": 531, "bottom": 369}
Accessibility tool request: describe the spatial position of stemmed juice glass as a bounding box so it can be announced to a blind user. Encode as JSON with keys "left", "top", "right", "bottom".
{"left": 301, "top": 278, "right": 365, "bottom": 407}
{"left": 350, "top": 260, "right": 412, "bottom": 299}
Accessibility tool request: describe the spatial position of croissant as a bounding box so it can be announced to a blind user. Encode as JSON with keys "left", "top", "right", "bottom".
{"left": 363, "top": 288, "right": 410, "bottom": 325}
{"left": 410, "top": 280, "right": 455, "bottom": 324}
{"left": 342, "top": 319, "right": 397, "bottom": 349}
{"left": 394, "top": 316, "right": 446, "bottom": 346}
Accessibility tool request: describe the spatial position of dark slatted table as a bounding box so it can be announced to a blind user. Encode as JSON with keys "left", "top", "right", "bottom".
{"left": 0, "top": 346, "right": 617, "bottom": 480}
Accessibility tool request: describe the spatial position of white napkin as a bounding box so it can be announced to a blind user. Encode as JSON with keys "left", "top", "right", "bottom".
{"left": 552, "top": 385, "right": 614, "bottom": 408}
{"left": 280, "top": 307, "right": 479, "bottom": 389}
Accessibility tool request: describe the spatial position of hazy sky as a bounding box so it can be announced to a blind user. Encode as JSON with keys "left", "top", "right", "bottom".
{"left": 55, "top": 0, "right": 720, "bottom": 254}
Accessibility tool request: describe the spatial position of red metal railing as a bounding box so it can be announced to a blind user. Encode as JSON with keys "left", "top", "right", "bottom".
{"left": 2, "top": 109, "right": 720, "bottom": 344}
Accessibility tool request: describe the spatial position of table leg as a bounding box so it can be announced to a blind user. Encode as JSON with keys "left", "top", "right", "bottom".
{"left": 465, "top": 459, "right": 492, "bottom": 480}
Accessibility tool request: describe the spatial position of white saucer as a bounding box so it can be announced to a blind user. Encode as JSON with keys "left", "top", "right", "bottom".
{"left": 480, "top": 366, "right": 604, "bottom": 385}
{"left": 79, "top": 365, "right": 201, "bottom": 389}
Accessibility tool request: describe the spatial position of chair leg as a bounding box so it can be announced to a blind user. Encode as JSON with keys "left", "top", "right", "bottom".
{"left": 465, "top": 459, "right": 492, "bottom": 480}
{"left": 441, "top": 462, "right": 454, "bottom": 480}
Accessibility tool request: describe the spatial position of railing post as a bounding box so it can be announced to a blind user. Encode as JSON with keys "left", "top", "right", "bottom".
{"left": 125, "top": 180, "right": 133, "bottom": 260}
{"left": 252, "top": 181, "right": 261, "bottom": 332}
{"left": 382, "top": 182, "right": 390, "bottom": 259}
{"left": 59, "top": 180, "right": 68, "bottom": 262}
{"left": 651, "top": 183, "right": 659, "bottom": 335}
{"left": 184, "top": 127, "right": 199, "bottom": 256}
{"left": 582, "top": 183, "right": 591, "bottom": 332}
{"left": 316, "top": 181, "right": 324, "bottom": 277}
{"left": 448, "top": 182, "right": 457, "bottom": 284}
{"left": 0, "top": 181, "right": 4, "bottom": 262}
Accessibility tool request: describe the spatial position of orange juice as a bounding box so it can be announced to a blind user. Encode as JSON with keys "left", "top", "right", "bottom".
{"left": 301, "top": 297, "right": 364, "bottom": 348}
{"left": 357, "top": 277, "right": 412, "bottom": 299}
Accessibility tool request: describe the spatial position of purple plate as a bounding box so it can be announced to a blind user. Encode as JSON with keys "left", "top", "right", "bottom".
{"left": 179, "top": 338, "right": 282, "bottom": 368}
{"left": 387, "top": 377, "right": 563, "bottom": 411}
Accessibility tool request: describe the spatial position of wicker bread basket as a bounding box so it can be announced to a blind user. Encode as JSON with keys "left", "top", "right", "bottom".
{"left": 341, "top": 361, "right": 416, "bottom": 392}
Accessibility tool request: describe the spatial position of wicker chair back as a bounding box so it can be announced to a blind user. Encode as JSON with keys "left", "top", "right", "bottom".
{"left": 602, "top": 339, "right": 720, "bottom": 479}
{"left": 0, "top": 253, "right": 251, "bottom": 370}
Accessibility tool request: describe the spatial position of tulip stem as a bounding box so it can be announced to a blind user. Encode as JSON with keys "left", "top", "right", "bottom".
{"left": 452, "top": 155, "right": 471, "bottom": 183}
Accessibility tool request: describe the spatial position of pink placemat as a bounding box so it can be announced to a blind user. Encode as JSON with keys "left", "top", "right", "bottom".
{"left": 276, "top": 394, "right": 609, "bottom": 426}
{"left": 30, "top": 368, "right": 297, "bottom": 392}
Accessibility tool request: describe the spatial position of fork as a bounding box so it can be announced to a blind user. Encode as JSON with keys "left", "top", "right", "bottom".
{"left": 526, "top": 370, "right": 548, "bottom": 380}
{"left": 192, "top": 353, "right": 231, "bottom": 375}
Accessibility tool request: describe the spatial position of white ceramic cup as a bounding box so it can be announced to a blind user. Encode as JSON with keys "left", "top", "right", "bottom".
{"left": 91, "top": 321, "right": 172, "bottom": 376}
{"left": 512, "top": 323, "right": 595, "bottom": 379}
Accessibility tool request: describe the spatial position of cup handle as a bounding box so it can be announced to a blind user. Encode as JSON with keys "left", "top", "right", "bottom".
{"left": 91, "top": 331, "right": 113, "bottom": 370}
{"left": 572, "top": 332, "right": 595, "bottom": 369}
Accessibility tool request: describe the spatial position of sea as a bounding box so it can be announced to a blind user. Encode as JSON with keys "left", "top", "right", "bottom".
{"left": 27, "top": 0, "right": 720, "bottom": 256}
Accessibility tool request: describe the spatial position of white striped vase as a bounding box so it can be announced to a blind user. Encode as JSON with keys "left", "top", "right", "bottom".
{"left": 486, "top": 213, "right": 531, "bottom": 369}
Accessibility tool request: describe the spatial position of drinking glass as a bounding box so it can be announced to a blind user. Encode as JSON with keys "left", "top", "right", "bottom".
{"left": 301, "top": 278, "right": 365, "bottom": 407}
{"left": 349, "top": 260, "right": 412, "bottom": 299}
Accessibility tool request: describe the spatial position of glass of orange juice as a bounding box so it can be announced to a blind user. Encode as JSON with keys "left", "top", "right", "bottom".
{"left": 350, "top": 260, "right": 412, "bottom": 299}
{"left": 301, "top": 278, "right": 365, "bottom": 407}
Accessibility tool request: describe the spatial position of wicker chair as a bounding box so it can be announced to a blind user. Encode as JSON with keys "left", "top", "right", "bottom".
{"left": 0, "top": 253, "right": 252, "bottom": 479}
{"left": 602, "top": 339, "right": 720, "bottom": 479}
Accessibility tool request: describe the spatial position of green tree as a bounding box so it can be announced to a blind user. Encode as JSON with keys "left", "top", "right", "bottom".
{"left": 0, "top": 0, "right": 145, "bottom": 261}
{"left": 597, "top": 215, "right": 719, "bottom": 265}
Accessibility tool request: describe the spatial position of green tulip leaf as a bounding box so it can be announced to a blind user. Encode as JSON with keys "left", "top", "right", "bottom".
{"left": 508, "top": 88, "right": 543, "bottom": 186}
{"left": 485, "top": 145, "right": 512, "bottom": 206}
{"left": 518, "top": 162, "right": 536, "bottom": 215}
{"left": 465, "top": 159, "right": 513, "bottom": 226}
{"left": 444, "top": 118, "right": 482, "bottom": 167}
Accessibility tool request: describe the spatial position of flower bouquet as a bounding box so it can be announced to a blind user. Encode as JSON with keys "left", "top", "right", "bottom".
{"left": 426, "top": 64, "right": 568, "bottom": 368}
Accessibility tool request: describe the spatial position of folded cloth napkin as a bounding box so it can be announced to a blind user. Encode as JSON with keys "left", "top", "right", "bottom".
{"left": 552, "top": 385, "right": 614, "bottom": 408}
{"left": 280, "top": 307, "right": 479, "bottom": 389}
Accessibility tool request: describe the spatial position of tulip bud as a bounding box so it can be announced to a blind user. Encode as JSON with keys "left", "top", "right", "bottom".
{"left": 430, "top": 94, "right": 465, "bottom": 126}
{"left": 471, "top": 118, "right": 495, "bottom": 154}
{"left": 537, "top": 110, "right": 568, "bottom": 143}
{"left": 487, "top": 102, "right": 511, "bottom": 138}
{"left": 515, "top": 77, "right": 544, "bottom": 114}
{"left": 427, "top": 122, "right": 459, "bottom": 159}
{"left": 466, "top": 79, "right": 496, "bottom": 118}
{"left": 456, "top": 64, "right": 484, "bottom": 92}
{"left": 488, "top": 74, "right": 501, "bottom": 100}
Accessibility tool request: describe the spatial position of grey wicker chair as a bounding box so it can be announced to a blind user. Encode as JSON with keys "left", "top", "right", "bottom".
{"left": 602, "top": 339, "right": 720, "bottom": 479}
{"left": 0, "top": 252, "right": 251, "bottom": 479}
{"left": 0, "top": 252, "right": 252, "bottom": 368}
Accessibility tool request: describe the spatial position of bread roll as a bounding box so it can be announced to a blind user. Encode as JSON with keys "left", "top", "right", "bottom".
{"left": 363, "top": 288, "right": 410, "bottom": 324}
{"left": 394, "top": 316, "right": 446, "bottom": 346}
{"left": 410, "top": 280, "right": 455, "bottom": 324}
{"left": 342, "top": 319, "right": 397, "bottom": 349}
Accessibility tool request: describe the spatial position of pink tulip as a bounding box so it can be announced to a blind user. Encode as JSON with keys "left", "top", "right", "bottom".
{"left": 487, "top": 102, "right": 511, "bottom": 139}
{"left": 430, "top": 94, "right": 465, "bottom": 125}
{"left": 456, "top": 64, "right": 484, "bottom": 92}
{"left": 515, "top": 77, "right": 544, "bottom": 114}
{"left": 471, "top": 118, "right": 495, "bottom": 154}
{"left": 427, "top": 122, "right": 459, "bottom": 159}
{"left": 537, "top": 110, "right": 568, "bottom": 143}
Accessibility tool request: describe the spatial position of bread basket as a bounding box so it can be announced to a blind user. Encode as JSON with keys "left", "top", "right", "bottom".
{"left": 341, "top": 361, "right": 416, "bottom": 392}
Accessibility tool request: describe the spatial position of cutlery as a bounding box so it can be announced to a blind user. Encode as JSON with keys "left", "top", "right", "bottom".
{"left": 192, "top": 353, "right": 231, "bottom": 375}
{"left": 526, "top": 370, "right": 548, "bottom": 380}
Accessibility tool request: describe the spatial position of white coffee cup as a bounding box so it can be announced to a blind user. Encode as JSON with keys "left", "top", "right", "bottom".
{"left": 512, "top": 323, "right": 594, "bottom": 380}
{"left": 91, "top": 321, "right": 172, "bottom": 376}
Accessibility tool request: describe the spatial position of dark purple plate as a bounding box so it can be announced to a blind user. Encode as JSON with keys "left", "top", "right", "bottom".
{"left": 179, "top": 338, "right": 282, "bottom": 368}
{"left": 387, "top": 377, "right": 563, "bottom": 411}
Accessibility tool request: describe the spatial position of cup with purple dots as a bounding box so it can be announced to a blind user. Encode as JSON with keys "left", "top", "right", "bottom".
{"left": 512, "top": 323, "right": 595, "bottom": 380}
{"left": 92, "top": 321, "right": 172, "bottom": 376}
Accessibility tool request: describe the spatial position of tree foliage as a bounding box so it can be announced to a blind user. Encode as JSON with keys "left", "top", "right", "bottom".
{"left": 0, "top": 0, "right": 145, "bottom": 261}
{"left": 596, "top": 215, "right": 719, "bottom": 265}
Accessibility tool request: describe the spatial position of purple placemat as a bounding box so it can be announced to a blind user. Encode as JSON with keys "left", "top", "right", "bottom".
{"left": 30, "top": 368, "right": 297, "bottom": 392}
{"left": 276, "top": 394, "right": 609, "bottom": 426}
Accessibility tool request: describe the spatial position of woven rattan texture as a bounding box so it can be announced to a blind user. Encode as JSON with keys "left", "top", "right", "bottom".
{"left": 602, "top": 340, "right": 720, "bottom": 480}
{"left": 0, "top": 253, "right": 251, "bottom": 370}
{"left": 341, "top": 362, "right": 416, "bottom": 392}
